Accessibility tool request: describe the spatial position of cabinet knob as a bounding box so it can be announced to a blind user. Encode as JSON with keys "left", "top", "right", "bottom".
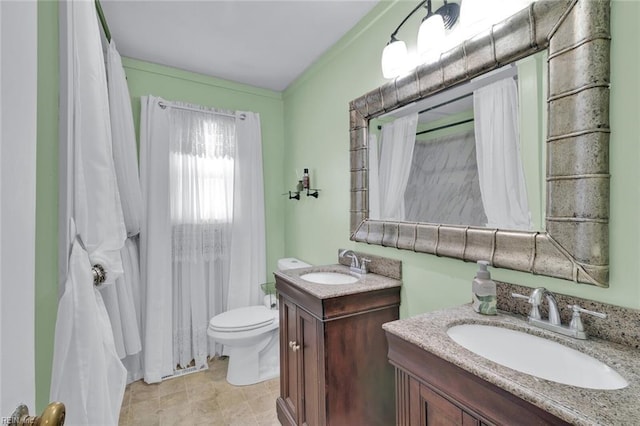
{"left": 289, "top": 341, "right": 300, "bottom": 352}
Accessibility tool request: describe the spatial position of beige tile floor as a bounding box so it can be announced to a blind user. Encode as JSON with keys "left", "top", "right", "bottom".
{"left": 119, "top": 357, "right": 280, "bottom": 426}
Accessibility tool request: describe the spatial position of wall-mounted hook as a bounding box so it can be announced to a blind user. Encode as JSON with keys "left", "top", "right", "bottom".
{"left": 306, "top": 189, "right": 319, "bottom": 198}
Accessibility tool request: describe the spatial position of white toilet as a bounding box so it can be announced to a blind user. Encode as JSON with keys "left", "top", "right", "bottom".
{"left": 207, "top": 257, "right": 311, "bottom": 386}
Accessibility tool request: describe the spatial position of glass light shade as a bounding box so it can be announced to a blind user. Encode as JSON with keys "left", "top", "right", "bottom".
{"left": 381, "top": 40, "right": 409, "bottom": 79}
{"left": 417, "top": 14, "right": 445, "bottom": 64}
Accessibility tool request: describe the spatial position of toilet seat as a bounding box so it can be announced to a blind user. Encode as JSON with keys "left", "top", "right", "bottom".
{"left": 207, "top": 257, "right": 310, "bottom": 385}
{"left": 209, "top": 306, "right": 275, "bottom": 333}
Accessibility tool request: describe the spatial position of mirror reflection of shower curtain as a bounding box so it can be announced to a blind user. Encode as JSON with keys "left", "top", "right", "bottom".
{"left": 139, "top": 97, "right": 266, "bottom": 383}
{"left": 368, "top": 133, "right": 380, "bottom": 220}
{"left": 377, "top": 113, "right": 419, "bottom": 220}
{"left": 474, "top": 78, "right": 532, "bottom": 230}
{"left": 404, "top": 130, "right": 487, "bottom": 226}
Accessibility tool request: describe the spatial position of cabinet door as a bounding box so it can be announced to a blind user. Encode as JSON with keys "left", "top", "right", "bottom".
{"left": 419, "top": 383, "right": 479, "bottom": 426}
{"left": 280, "top": 297, "right": 300, "bottom": 422}
{"left": 298, "top": 307, "right": 321, "bottom": 426}
{"left": 279, "top": 297, "right": 322, "bottom": 426}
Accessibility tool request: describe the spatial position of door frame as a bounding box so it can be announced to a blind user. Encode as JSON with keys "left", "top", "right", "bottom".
{"left": 0, "top": 0, "right": 38, "bottom": 416}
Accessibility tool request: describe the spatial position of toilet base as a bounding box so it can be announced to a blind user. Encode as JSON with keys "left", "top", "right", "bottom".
{"left": 225, "top": 332, "right": 280, "bottom": 386}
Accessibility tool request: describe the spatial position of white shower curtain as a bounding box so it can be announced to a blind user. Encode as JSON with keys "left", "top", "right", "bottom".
{"left": 52, "top": 0, "right": 126, "bottom": 423}
{"left": 169, "top": 106, "right": 235, "bottom": 368}
{"left": 474, "top": 77, "right": 532, "bottom": 230}
{"left": 227, "top": 111, "right": 267, "bottom": 310}
{"left": 377, "top": 113, "right": 419, "bottom": 220}
{"left": 103, "top": 39, "right": 143, "bottom": 383}
{"left": 139, "top": 97, "right": 265, "bottom": 382}
{"left": 139, "top": 96, "right": 174, "bottom": 383}
{"left": 51, "top": 236, "right": 126, "bottom": 426}
{"left": 106, "top": 40, "right": 143, "bottom": 235}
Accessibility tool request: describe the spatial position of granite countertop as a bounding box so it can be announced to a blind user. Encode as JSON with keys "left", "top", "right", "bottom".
{"left": 274, "top": 264, "right": 402, "bottom": 299}
{"left": 383, "top": 304, "right": 640, "bottom": 426}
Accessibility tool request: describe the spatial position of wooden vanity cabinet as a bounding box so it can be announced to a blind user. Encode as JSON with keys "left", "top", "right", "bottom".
{"left": 279, "top": 296, "right": 321, "bottom": 425}
{"left": 276, "top": 275, "right": 400, "bottom": 426}
{"left": 386, "top": 333, "right": 571, "bottom": 426}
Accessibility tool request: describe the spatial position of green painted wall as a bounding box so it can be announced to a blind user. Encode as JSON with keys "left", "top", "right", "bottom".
{"left": 35, "top": 0, "right": 59, "bottom": 412}
{"left": 282, "top": 0, "right": 640, "bottom": 318}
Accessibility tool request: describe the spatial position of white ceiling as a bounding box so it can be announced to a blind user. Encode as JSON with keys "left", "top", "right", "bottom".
{"left": 100, "top": 0, "right": 380, "bottom": 92}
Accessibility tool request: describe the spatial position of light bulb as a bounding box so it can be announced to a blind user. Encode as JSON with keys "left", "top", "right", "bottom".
{"left": 381, "top": 39, "right": 409, "bottom": 79}
{"left": 417, "top": 14, "right": 445, "bottom": 64}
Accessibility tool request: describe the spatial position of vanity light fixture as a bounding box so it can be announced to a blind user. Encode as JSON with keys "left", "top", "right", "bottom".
{"left": 381, "top": 0, "right": 460, "bottom": 79}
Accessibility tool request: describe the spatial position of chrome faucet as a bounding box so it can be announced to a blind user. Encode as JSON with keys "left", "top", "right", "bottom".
{"left": 512, "top": 287, "right": 606, "bottom": 340}
{"left": 339, "top": 249, "right": 370, "bottom": 275}
{"left": 530, "top": 287, "right": 561, "bottom": 325}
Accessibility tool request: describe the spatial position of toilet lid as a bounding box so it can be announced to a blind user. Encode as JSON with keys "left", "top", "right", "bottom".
{"left": 209, "top": 306, "right": 275, "bottom": 332}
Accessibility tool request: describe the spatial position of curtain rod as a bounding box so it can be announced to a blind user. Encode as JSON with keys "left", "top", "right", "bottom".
{"left": 416, "top": 118, "right": 474, "bottom": 135}
{"left": 95, "top": 0, "right": 111, "bottom": 42}
{"left": 418, "top": 93, "right": 473, "bottom": 116}
{"left": 416, "top": 73, "right": 517, "bottom": 116}
{"left": 158, "top": 101, "right": 245, "bottom": 120}
{"left": 377, "top": 117, "right": 474, "bottom": 133}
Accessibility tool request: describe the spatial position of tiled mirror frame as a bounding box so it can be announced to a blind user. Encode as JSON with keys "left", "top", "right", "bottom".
{"left": 349, "top": 0, "right": 611, "bottom": 287}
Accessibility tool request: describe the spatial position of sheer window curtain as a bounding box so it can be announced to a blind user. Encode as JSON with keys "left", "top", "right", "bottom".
{"left": 377, "top": 113, "right": 419, "bottom": 220}
{"left": 473, "top": 78, "right": 532, "bottom": 230}
{"left": 139, "top": 97, "right": 265, "bottom": 382}
{"left": 169, "top": 108, "right": 236, "bottom": 369}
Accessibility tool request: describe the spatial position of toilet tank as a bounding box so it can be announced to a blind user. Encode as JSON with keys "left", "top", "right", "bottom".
{"left": 277, "top": 257, "right": 311, "bottom": 271}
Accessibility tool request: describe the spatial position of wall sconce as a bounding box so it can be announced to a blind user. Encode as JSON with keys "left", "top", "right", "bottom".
{"left": 381, "top": 0, "right": 460, "bottom": 79}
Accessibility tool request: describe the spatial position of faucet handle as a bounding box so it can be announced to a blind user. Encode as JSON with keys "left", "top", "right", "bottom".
{"left": 511, "top": 292, "right": 541, "bottom": 320}
{"left": 360, "top": 258, "right": 371, "bottom": 274}
{"left": 568, "top": 304, "right": 606, "bottom": 334}
{"left": 568, "top": 304, "right": 607, "bottom": 319}
{"left": 511, "top": 292, "right": 529, "bottom": 301}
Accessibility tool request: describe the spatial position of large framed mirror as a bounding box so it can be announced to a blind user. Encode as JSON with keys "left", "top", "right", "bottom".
{"left": 349, "top": 0, "right": 611, "bottom": 286}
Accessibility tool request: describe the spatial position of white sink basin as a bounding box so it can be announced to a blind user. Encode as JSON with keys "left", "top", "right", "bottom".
{"left": 300, "top": 272, "right": 359, "bottom": 285}
{"left": 447, "top": 324, "right": 628, "bottom": 390}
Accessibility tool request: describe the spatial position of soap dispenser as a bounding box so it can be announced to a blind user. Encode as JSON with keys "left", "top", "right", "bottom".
{"left": 472, "top": 260, "right": 497, "bottom": 315}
